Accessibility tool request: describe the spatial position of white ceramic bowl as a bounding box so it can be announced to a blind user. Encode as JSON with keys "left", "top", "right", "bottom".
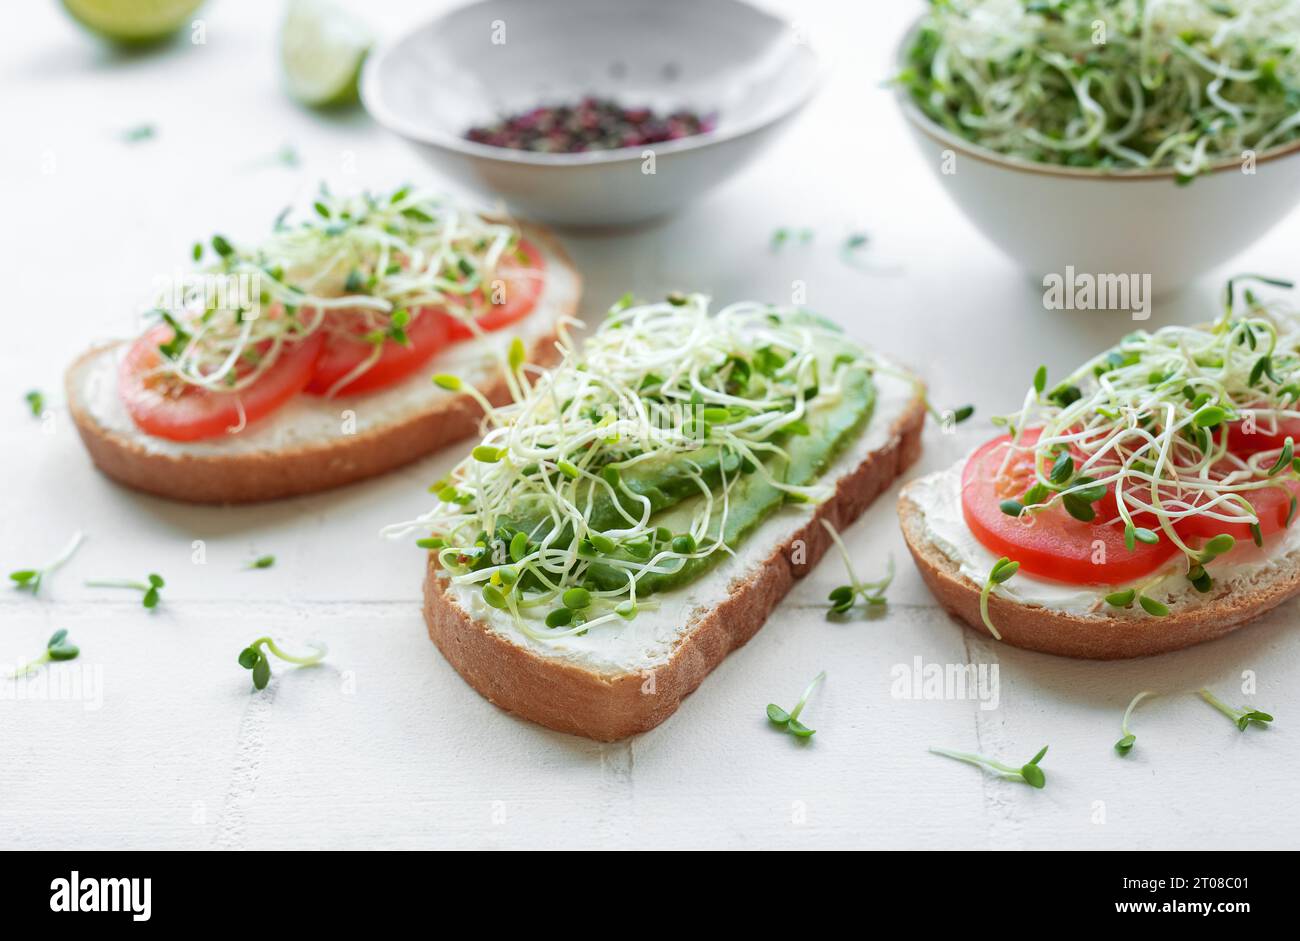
{"left": 894, "top": 21, "right": 1300, "bottom": 294}
{"left": 362, "top": 0, "right": 824, "bottom": 228}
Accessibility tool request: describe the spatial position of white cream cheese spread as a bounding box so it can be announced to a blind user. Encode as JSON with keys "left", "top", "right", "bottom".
{"left": 906, "top": 456, "right": 1300, "bottom": 618}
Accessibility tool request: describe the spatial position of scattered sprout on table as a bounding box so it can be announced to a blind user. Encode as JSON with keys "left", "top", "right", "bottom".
{"left": 238, "top": 637, "right": 328, "bottom": 690}
{"left": 9, "top": 630, "right": 80, "bottom": 679}
{"left": 1114, "top": 690, "right": 1155, "bottom": 755}
{"left": 1199, "top": 687, "right": 1274, "bottom": 731}
{"left": 86, "top": 573, "right": 165, "bottom": 609}
{"left": 930, "top": 744, "right": 1049, "bottom": 788}
{"left": 9, "top": 531, "right": 85, "bottom": 596}
{"left": 767, "top": 671, "right": 827, "bottom": 738}
{"left": 821, "top": 520, "right": 893, "bottom": 616}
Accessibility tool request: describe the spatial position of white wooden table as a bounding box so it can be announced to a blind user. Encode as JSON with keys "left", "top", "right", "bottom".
{"left": 2, "top": 0, "right": 1296, "bottom": 850}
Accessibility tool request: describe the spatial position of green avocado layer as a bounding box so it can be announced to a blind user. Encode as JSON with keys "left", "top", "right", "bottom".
{"left": 490, "top": 365, "right": 876, "bottom": 598}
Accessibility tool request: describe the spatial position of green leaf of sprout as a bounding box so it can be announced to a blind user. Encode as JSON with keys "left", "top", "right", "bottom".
{"left": 1138, "top": 594, "right": 1169, "bottom": 616}
{"left": 1193, "top": 405, "right": 1228, "bottom": 428}
{"left": 482, "top": 584, "right": 509, "bottom": 609}
{"left": 1049, "top": 451, "right": 1073, "bottom": 483}
{"left": 766, "top": 703, "right": 791, "bottom": 724}
{"left": 1020, "top": 762, "right": 1046, "bottom": 789}
{"left": 1105, "top": 589, "right": 1135, "bottom": 607}
{"left": 1267, "top": 437, "right": 1294, "bottom": 476}
{"left": 991, "top": 559, "right": 1020, "bottom": 584}
{"left": 1062, "top": 493, "right": 1096, "bottom": 522}
{"left": 1198, "top": 533, "right": 1236, "bottom": 563}
{"left": 561, "top": 587, "right": 592, "bottom": 609}
{"left": 252, "top": 657, "right": 271, "bottom": 690}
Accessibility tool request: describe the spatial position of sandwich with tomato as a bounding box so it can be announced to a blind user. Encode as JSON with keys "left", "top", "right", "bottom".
{"left": 900, "top": 276, "right": 1300, "bottom": 658}
{"left": 65, "top": 187, "right": 581, "bottom": 502}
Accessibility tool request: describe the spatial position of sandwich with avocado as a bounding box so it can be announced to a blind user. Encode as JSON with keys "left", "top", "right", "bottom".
{"left": 388, "top": 293, "right": 926, "bottom": 740}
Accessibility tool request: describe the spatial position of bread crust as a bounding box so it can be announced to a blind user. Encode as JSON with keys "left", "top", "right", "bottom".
{"left": 64, "top": 224, "right": 580, "bottom": 504}
{"left": 422, "top": 390, "right": 927, "bottom": 741}
{"left": 898, "top": 480, "right": 1300, "bottom": 658}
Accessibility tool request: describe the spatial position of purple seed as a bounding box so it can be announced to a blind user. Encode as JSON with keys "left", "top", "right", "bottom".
{"left": 464, "top": 98, "right": 714, "bottom": 154}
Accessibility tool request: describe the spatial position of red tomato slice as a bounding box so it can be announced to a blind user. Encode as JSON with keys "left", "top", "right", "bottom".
{"left": 305, "top": 306, "right": 452, "bottom": 396}
{"left": 960, "top": 431, "right": 1179, "bottom": 584}
{"left": 1171, "top": 476, "right": 1300, "bottom": 544}
{"left": 1226, "top": 412, "right": 1300, "bottom": 454}
{"left": 443, "top": 238, "right": 545, "bottom": 341}
{"left": 119, "top": 325, "right": 324, "bottom": 442}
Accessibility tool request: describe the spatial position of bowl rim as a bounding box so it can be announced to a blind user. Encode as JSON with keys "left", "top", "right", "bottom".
{"left": 892, "top": 14, "right": 1300, "bottom": 182}
{"left": 361, "top": 0, "right": 828, "bottom": 168}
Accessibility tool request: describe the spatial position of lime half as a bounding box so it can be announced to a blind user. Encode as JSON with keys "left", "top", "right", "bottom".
{"left": 62, "top": 0, "right": 204, "bottom": 44}
{"left": 281, "top": 0, "right": 372, "bottom": 108}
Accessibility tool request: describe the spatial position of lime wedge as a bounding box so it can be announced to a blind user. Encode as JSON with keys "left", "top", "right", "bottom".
{"left": 62, "top": 0, "right": 204, "bottom": 44}
{"left": 280, "top": 0, "right": 372, "bottom": 108}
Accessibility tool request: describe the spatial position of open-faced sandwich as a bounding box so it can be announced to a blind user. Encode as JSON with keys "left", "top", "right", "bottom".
{"left": 66, "top": 187, "right": 581, "bottom": 503}
{"left": 901, "top": 276, "right": 1300, "bottom": 659}
{"left": 389, "top": 293, "right": 926, "bottom": 740}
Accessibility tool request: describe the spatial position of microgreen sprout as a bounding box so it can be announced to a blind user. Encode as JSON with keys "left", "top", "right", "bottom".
{"left": 238, "top": 636, "right": 328, "bottom": 690}
{"left": 9, "top": 530, "right": 85, "bottom": 596}
{"left": 766, "top": 670, "right": 826, "bottom": 738}
{"left": 246, "top": 554, "right": 275, "bottom": 570}
{"left": 900, "top": 1, "right": 1300, "bottom": 178}
{"left": 120, "top": 124, "right": 156, "bottom": 143}
{"left": 924, "top": 397, "right": 974, "bottom": 426}
{"left": 821, "top": 519, "right": 893, "bottom": 615}
{"left": 840, "top": 231, "right": 870, "bottom": 263}
{"left": 386, "top": 296, "right": 879, "bottom": 641}
{"left": 1104, "top": 582, "right": 1170, "bottom": 616}
{"left": 1198, "top": 687, "right": 1274, "bottom": 731}
{"left": 771, "top": 227, "right": 814, "bottom": 251}
{"left": 9, "top": 629, "right": 79, "bottom": 679}
{"left": 85, "top": 573, "right": 165, "bottom": 609}
{"left": 24, "top": 390, "right": 45, "bottom": 417}
{"left": 929, "top": 744, "right": 1049, "bottom": 788}
{"left": 1114, "top": 690, "right": 1155, "bottom": 755}
{"left": 978, "top": 557, "right": 1019, "bottom": 640}
{"left": 985, "top": 275, "right": 1300, "bottom": 618}
{"left": 134, "top": 186, "right": 534, "bottom": 401}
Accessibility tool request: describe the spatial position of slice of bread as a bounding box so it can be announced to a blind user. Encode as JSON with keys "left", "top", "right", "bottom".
{"left": 899, "top": 468, "right": 1300, "bottom": 659}
{"left": 64, "top": 224, "right": 581, "bottom": 504}
{"left": 421, "top": 367, "right": 926, "bottom": 741}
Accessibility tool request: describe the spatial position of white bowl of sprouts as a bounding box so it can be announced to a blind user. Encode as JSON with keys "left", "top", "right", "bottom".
{"left": 894, "top": 0, "right": 1300, "bottom": 295}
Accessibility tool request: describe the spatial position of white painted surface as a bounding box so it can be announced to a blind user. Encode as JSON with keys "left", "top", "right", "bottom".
{"left": 1, "top": 0, "right": 1296, "bottom": 850}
